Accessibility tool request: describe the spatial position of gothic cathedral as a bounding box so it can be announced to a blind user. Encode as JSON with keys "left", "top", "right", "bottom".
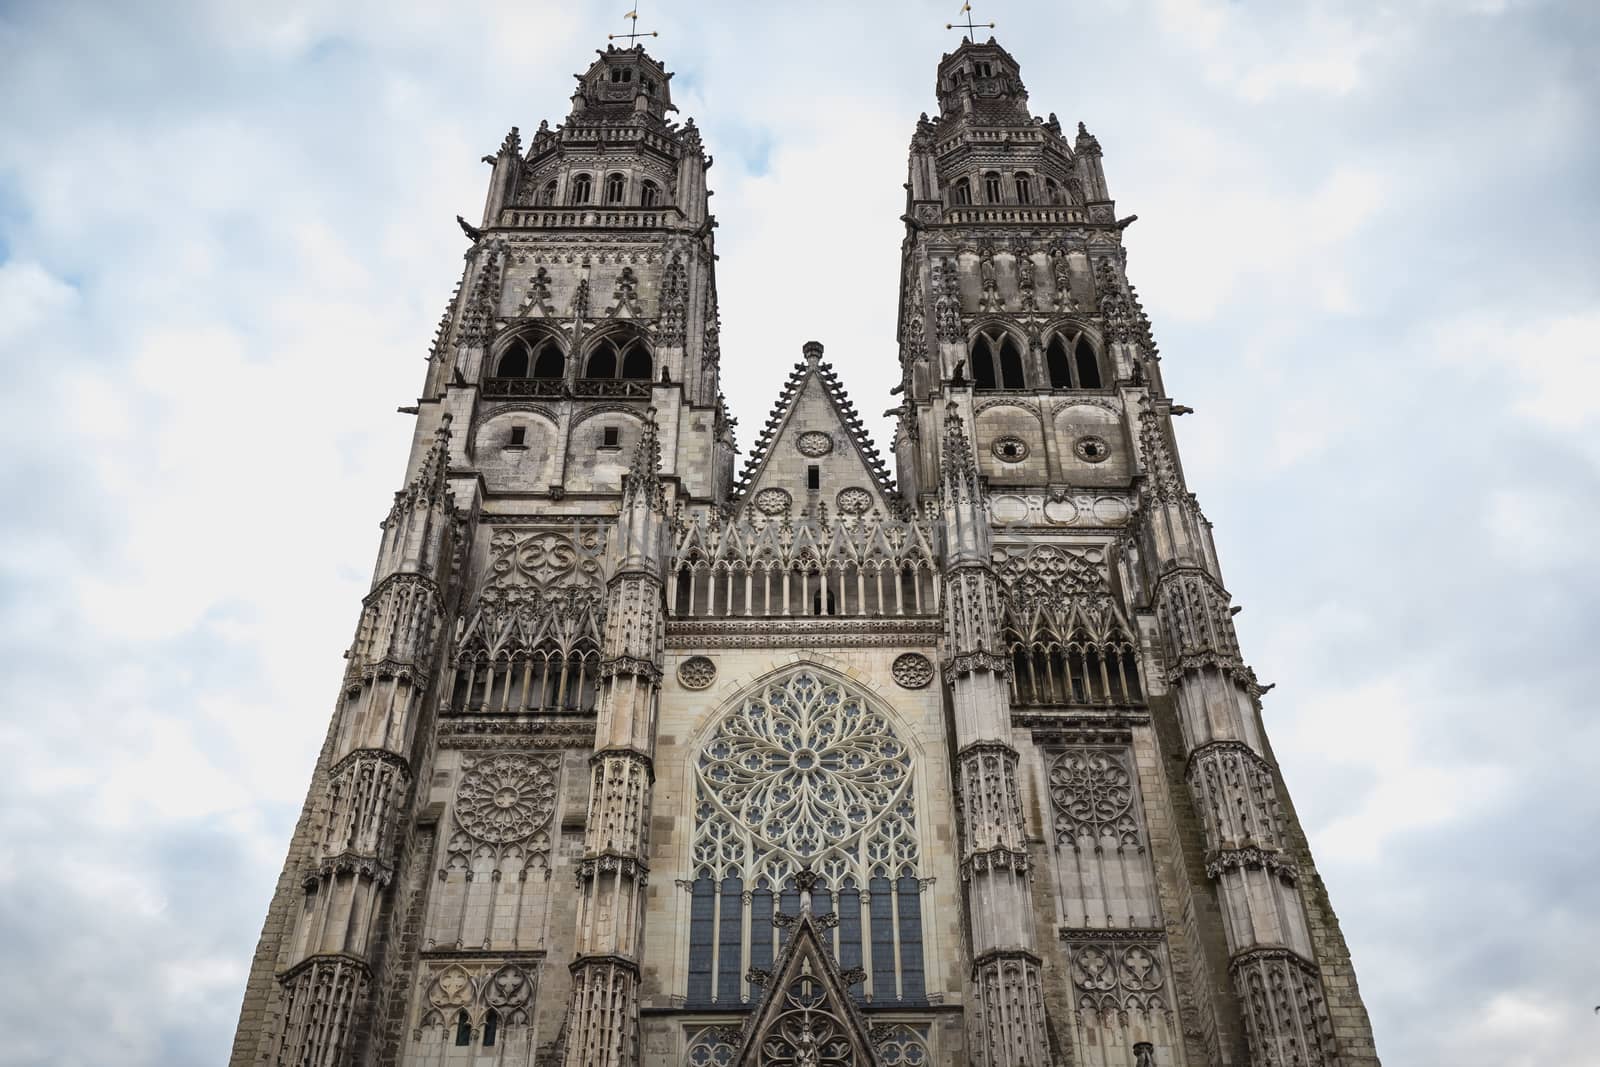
{"left": 231, "top": 37, "right": 1379, "bottom": 1067}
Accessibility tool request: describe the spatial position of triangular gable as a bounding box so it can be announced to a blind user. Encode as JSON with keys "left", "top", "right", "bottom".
{"left": 734, "top": 906, "right": 877, "bottom": 1067}
{"left": 736, "top": 345, "right": 898, "bottom": 518}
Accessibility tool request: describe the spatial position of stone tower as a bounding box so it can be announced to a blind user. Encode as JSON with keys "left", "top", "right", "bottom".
{"left": 231, "top": 36, "right": 1379, "bottom": 1067}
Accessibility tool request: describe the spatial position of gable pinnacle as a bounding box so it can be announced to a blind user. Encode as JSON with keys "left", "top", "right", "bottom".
{"left": 803, "top": 340, "right": 824, "bottom": 364}
{"left": 623, "top": 406, "right": 665, "bottom": 511}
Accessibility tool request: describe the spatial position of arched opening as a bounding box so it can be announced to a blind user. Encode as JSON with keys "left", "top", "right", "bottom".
{"left": 1044, "top": 176, "right": 1060, "bottom": 204}
{"left": 531, "top": 339, "right": 564, "bottom": 379}
{"left": 998, "top": 336, "right": 1026, "bottom": 389}
{"left": 1047, "top": 335, "right": 1072, "bottom": 388}
{"left": 1015, "top": 172, "right": 1033, "bottom": 204}
{"left": 604, "top": 172, "right": 626, "bottom": 204}
{"left": 1074, "top": 337, "right": 1102, "bottom": 389}
{"left": 983, "top": 171, "right": 1003, "bottom": 203}
{"left": 640, "top": 180, "right": 660, "bottom": 207}
{"left": 585, "top": 341, "right": 617, "bottom": 379}
{"left": 953, "top": 177, "right": 972, "bottom": 206}
{"left": 454, "top": 1011, "right": 471, "bottom": 1047}
{"left": 496, "top": 341, "right": 530, "bottom": 378}
{"left": 539, "top": 179, "right": 557, "bottom": 206}
{"left": 971, "top": 337, "right": 998, "bottom": 390}
{"left": 621, "top": 341, "right": 652, "bottom": 380}
{"left": 482, "top": 1009, "right": 499, "bottom": 1048}
{"left": 569, "top": 173, "right": 592, "bottom": 204}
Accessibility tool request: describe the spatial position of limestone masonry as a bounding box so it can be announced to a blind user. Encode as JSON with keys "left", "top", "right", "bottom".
{"left": 231, "top": 36, "right": 1380, "bottom": 1067}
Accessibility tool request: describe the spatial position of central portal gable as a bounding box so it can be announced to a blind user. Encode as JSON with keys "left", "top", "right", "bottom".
{"left": 734, "top": 892, "right": 878, "bottom": 1067}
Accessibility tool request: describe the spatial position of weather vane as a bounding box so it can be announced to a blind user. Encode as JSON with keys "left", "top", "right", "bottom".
{"left": 609, "top": 7, "right": 659, "bottom": 44}
{"left": 946, "top": 2, "right": 995, "bottom": 40}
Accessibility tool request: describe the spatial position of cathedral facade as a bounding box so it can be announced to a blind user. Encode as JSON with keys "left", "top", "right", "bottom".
{"left": 230, "top": 37, "right": 1379, "bottom": 1067}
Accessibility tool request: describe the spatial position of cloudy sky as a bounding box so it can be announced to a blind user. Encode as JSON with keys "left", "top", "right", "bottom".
{"left": 1, "top": 0, "right": 1596, "bottom": 1063}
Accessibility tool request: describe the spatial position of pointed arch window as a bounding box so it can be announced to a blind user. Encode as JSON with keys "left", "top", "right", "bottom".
{"left": 983, "top": 171, "right": 1003, "bottom": 203}
{"left": 971, "top": 329, "right": 1026, "bottom": 390}
{"left": 1044, "top": 176, "right": 1060, "bottom": 204}
{"left": 491, "top": 336, "right": 566, "bottom": 390}
{"left": 569, "top": 173, "right": 592, "bottom": 205}
{"left": 604, "top": 172, "right": 626, "bottom": 204}
{"left": 482, "top": 1010, "right": 499, "bottom": 1047}
{"left": 687, "top": 669, "right": 925, "bottom": 1007}
{"left": 531, "top": 339, "right": 565, "bottom": 379}
{"left": 952, "top": 177, "right": 972, "bottom": 206}
{"left": 539, "top": 179, "right": 557, "bottom": 206}
{"left": 640, "top": 180, "right": 660, "bottom": 207}
{"left": 453, "top": 1011, "right": 472, "bottom": 1047}
{"left": 496, "top": 342, "right": 530, "bottom": 379}
{"left": 1014, "top": 172, "right": 1033, "bottom": 204}
{"left": 582, "top": 333, "right": 653, "bottom": 388}
{"left": 1044, "top": 332, "right": 1105, "bottom": 390}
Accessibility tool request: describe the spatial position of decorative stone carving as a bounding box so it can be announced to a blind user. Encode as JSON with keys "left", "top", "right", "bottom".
{"left": 891, "top": 652, "right": 933, "bottom": 689}
{"left": 678, "top": 655, "right": 717, "bottom": 689}
{"left": 1068, "top": 939, "right": 1169, "bottom": 1018}
{"left": 275, "top": 956, "right": 368, "bottom": 1066}
{"left": 685, "top": 1027, "right": 737, "bottom": 1067}
{"left": 835, "top": 487, "right": 872, "bottom": 514}
{"left": 1074, "top": 435, "right": 1110, "bottom": 463}
{"left": 754, "top": 487, "right": 793, "bottom": 515}
{"left": 693, "top": 669, "right": 918, "bottom": 887}
{"left": 658, "top": 251, "right": 688, "bottom": 346}
{"left": 455, "top": 754, "right": 558, "bottom": 844}
{"left": 1048, "top": 748, "right": 1142, "bottom": 850}
{"left": 1234, "top": 950, "right": 1336, "bottom": 1067}
{"left": 797, "top": 430, "right": 834, "bottom": 457}
{"left": 992, "top": 435, "right": 1029, "bottom": 462}
{"left": 874, "top": 1024, "right": 930, "bottom": 1066}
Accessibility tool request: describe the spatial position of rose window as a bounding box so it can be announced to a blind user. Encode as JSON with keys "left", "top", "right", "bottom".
{"left": 455, "top": 755, "right": 557, "bottom": 844}
{"left": 688, "top": 668, "right": 925, "bottom": 1007}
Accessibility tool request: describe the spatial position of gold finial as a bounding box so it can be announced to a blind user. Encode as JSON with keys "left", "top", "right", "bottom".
{"left": 609, "top": 7, "right": 659, "bottom": 44}
{"left": 945, "top": 2, "right": 995, "bottom": 40}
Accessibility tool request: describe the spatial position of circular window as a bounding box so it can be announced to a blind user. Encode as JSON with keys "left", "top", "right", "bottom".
{"left": 678, "top": 656, "right": 717, "bottom": 690}
{"left": 754, "top": 487, "right": 792, "bottom": 514}
{"left": 1075, "top": 435, "right": 1110, "bottom": 463}
{"left": 796, "top": 431, "right": 834, "bottom": 457}
{"left": 835, "top": 487, "right": 872, "bottom": 514}
{"left": 992, "top": 435, "right": 1030, "bottom": 462}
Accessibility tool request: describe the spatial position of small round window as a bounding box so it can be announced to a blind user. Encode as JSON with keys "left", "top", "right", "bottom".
{"left": 1075, "top": 435, "right": 1110, "bottom": 463}
{"left": 992, "top": 435, "right": 1029, "bottom": 463}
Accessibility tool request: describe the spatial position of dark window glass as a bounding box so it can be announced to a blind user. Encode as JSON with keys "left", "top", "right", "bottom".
{"left": 1015, "top": 173, "right": 1032, "bottom": 204}
{"left": 454, "top": 1011, "right": 471, "bottom": 1046}
{"left": 586, "top": 342, "right": 617, "bottom": 379}
{"left": 570, "top": 174, "right": 592, "bottom": 204}
{"left": 953, "top": 178, "right": 972, "bottom": 206}
{"left": 971, "top": 339, "right": 997, "bottom": 391}
{"left": 603, "top": 426, "right": 620, "bottom": 448}
{"left": 621, "top": 343, "right": 652, "bottom": 379}
{"left": 838, "top": 885, "right": 864, "bottom": 999}
{"left": 640, "top": 181, "right": 659, "bottom": 207}
{"left": 807, "top": 465, "right": 820, "bottom": 490}
{"left": 751, "top": 888, "right": 774, "bottom": 975}
{"left": 497, "top": 342, "right": 529, "bottom": 378}
{"left": 983, "top": 171, "right": 1003, "bottom": 203}
{"left": 1047, "top": 336, "right": 1072, "bottom": 388}
{"left": 1074, "top": 337, "right": 1102, "bottom": 388}
{"left": 532, "top": 342, "right": 564, "bottom": 379}
{"left": 605, "top": 172, "right": 626, "bottom": 204}
{"left": 869, "top": 876, "right": 896, "bottom": 999}
{"left": 999, "top": 337, "right": 1026, "bottom": 388}
{"left": 779, "top": 882, "right": 801, "bottom": 949}
{"left": 717, "top": 876, "right": 743, "bottom": 1002}
{"left": 482, "top": 1010, "right": 498, "bottom": 1047}
{"left": 897, "top": 877, "right": 925, "bottom": 999}
{"left": 687, "top": 876, "right": 715, "bottom": 1003}
{"left": 509, "top": 426, "right": 526, "bottom": 447}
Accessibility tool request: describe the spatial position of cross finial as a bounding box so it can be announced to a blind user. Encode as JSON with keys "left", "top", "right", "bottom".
{"left": 608, "top": 6, "right": 659, "bottom": 45}
{"left": 945, "top": 2, "right": 995, "bottom": 42}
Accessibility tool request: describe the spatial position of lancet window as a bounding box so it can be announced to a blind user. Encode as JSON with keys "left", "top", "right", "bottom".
{"left": 1045, "top": 331, "right": 1103, "bottom": 390}
{"left": 569, "top": 173, "right": 592, "bottom": 205}
{"left": 445, "top": 528, "right": 606, "bottom": 716}
{"left": 1015, "top": 172, "right": 1033, "bottom": 204}
{"left": 605, "top": 172, "right": 626, "bottom": 204}
{"left": 486, "top": 335, "right": 565, "bottom": 396}
{"left": 951, "top": 177, "right": 972, "bottom": 206}
{"left": 687, "top": 669, "right": 926, "bottom": 1007}
{"left": 983, "top": 171, "right": 1003, "bottom": 203}
{"left": 539, "top": 180, "right": 557, "bottom": 206}
{"left": 668, "top": 509, "right": 940, "bottom": 620}
{"left": 640, "top": 180, "right": 661, "bottom": 207}
{"left": 971, "top": 329, "right": 1026, "bottom": 390}
{"left": 579, "top": 332, "right": 653, "bottom": 396}
{"left": 999, "top": 544, "right": 1143, "bottom": 707}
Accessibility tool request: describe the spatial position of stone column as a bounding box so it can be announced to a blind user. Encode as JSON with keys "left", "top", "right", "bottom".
{"left": 1135, "top": 403, "right": 1341, "bottom": 1067}
{"left": 563, "top": 415, "right": 669, "bottom": 1067}
{"left": 938, "top": 409, "right": 1051, "bottom": 1067}
{"left": 236, "top": 418, "right": 460, "bottom": 1066}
